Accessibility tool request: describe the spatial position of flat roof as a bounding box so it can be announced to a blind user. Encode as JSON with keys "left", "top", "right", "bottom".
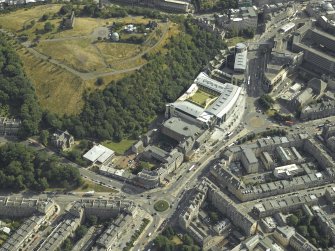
{"left": 311, "top": 28, "right": 335, "bottom": 44}
{"left": 195, "top": 72, "right": 227, "bottom": 94}
{"left": 280, "top": 22, "right": 295, "bottom": 32}
{"left": 243, "top": 148, "right": 258, "bottom": 164}
{"left": 165, "top": 0, "right": 189, "bottom": 5}
{"left": 274, "top": 164, "right": 299, "bottom": 172}
{"left": 234, "top": 50, "right": 248, "bottom": 71}
{"left": 294, "top": 41, "right": 335, "bottom": 62}
{"left": 162, "top": 117, "right": 201, "bottom": 138}
{"left": 206, "top": 84, "right": 241, "bottom": 119}
{"left": 83, "top": 144, "right": 115, "bottom": 163}
{"left": 172, "top": 101, "right": 204, "bottom": 118}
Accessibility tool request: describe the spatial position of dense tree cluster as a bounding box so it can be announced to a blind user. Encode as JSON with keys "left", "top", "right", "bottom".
{"left": 54, "top": 19, "right": 226, "bottom": 141}
{"left": 258, "top": 94, "right": 274, "bottom": 110}
{"left": 59, "top": 3, "right": 163, "bottom": 19}
{"left": 0, "top": 1, "right": 50, "bottom": 14}
{"left": 0, "top": 143, "right": 82, "bottom": 191}
{"left": 225, "top": 27, "right": 255, "bottom": 39}
{"left": 62, "top": 139, "right": 92, "bottom": 167}
{"left": 0, "top": 34, "right": 42, "bottom": 138}
{"left": 123, "top": 218, "right": 150, "bottom": 251}
{"left": 192, "top": 0, "right": 238, "bottom": 12}
{"left": 120, "top": 36, "right": 146, "bottom": 44}
{"left": 272, "top": 111, "right": 293, "bottom": 123}
{"left": 287, "top": 209, "right": 332, "bottom": 248}
{"left": 154, "top": 227, "right": 200, "bottom": 251}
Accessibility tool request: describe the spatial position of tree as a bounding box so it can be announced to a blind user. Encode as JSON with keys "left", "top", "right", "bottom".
{"left": 86, "top": 215, "right": 98, "bottom": 226}
{"left": 61, "top": 238, "right": 73, "bottom": 251}
{"left": 139, "top": 161, "right": 151, "bottom": 170}
{"left": 294, "top": 209, "right": 304, "bottom": 219}
{"left": 191, "top": 245, "right": 201, "bottom": 251}
{"left": 162, "top": 226, "right": 175, "bottom": 239}
{"left": 154, "top": 235, "right": 170, "bottom": 248}
{"left": 0, "top": 142, "right": 81, "bottom": 192}
{"left": 36, "top": 177, "right": 49, "bottom": 191}
{"left": 209, "top": 212, "right": 219, "bottom": 222}
{"left": 308, "top": 225, "right": 319, "bottom": 238}
{"left": 75, "top": 225, "right": 88, "bottom": 240}
{"left": 39, "top": 130, "right": 49, "bottom": 146}
{"left": 319, "top": 236, "right": 330, "bottom": 248}
{"left": 59, "top": 4, "right": 73, "bottom": 15}
{"left": 96, "top": 77, "right": 104, "bottom": 86}
{"left": 41, "top": 14, "right": 49, "bottom": 21}
{"left": 310, "top": 238, "right": 317, "bottom": 247}
{"left": 78, "top": 139, "right": 89, "bottom": 150}
{"left": 287, "top": 215, "right": 299, "bottom": 226}
{"left": 297, "top": 225, "right": 308, "bottom": 237}
{"left": 182, "top": 234, "right": 194, "bottom": 246}
{"left": 258, "top": 94, "right": 274, "bottom": 110}
{"left": 182, "top": 246, "right": 193, "bottom": 251}
{"left": 44, "top": 22, "right": 53, "bottom": 32}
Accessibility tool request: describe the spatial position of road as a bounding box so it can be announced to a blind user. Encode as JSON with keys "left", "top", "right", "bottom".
{"left": 132, "top": 124, "right": 255, "bottom": 250}
{"left": 0, "top": 3, "right": 327, "bottom": 250}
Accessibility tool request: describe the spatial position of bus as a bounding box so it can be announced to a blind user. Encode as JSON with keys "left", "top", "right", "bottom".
{"left": 226, "top": 132, "right": 233, "bottom": 139}
{"left": 228, "top": 143, "right": 235, "bottom": 147}
{"left": 188, "top": 164, "right": 196, "bottom": 172}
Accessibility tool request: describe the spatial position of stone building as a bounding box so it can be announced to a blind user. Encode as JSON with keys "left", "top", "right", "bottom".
{"left": 51, "top": 129, "right": 74, "bottom": 151}
{"left": 0, "top": 117, "right": 21, "bottom": 136}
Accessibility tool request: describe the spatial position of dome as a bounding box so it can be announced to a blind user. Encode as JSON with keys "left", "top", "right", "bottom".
{"left": 111, "top": 32, "right": 119, "bottom": 42}
{"left": 236, "top": 43, "right": 247, "bottom": 50}
{"left": 235, "top": 43, "right": 247, "bottom": 53}
{"left": 323, "top": 2, "right": 334, "bottom": 11}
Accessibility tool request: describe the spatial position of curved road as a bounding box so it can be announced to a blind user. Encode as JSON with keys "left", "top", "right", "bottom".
{"left": 2, "top": 20, "right": 170, "bottom": 80}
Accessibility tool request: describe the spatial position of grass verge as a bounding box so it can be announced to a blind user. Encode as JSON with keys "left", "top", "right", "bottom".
{"left": 75, "top": 179, "right": 117, "bottom": 193}
{"left": 102, "top": 139, "right": 136, "bottom": 155}
{"left": 154, "top": 200, "right": 169, "bottom": 212}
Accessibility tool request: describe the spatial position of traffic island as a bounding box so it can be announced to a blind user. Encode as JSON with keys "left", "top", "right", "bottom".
{"left": 154, "top": 200, "right": 169, "bottom": 212}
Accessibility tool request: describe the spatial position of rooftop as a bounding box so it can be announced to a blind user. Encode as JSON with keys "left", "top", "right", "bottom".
{"left": 243, "top": 148, "right": 258, "bottom": 164}
{"left": 234, "top": 49, "right": 248, "bottom": 72}
{"left": 168, "top": 72, "right": 242, "bottom": 123}
{"left": 83, "top": 144, "right": 115, "bottom": 163}
{"left": 162, "top": 117, "right": 202, "bottom": 139}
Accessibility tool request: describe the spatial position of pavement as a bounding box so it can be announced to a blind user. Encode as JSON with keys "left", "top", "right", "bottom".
{"left": 1, "top": 4, "right": 330, "bottom": 250}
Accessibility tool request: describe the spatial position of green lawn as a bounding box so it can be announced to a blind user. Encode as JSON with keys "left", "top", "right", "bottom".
{"left": 75, "top": 179, "right": 117, "bottom": 193}
{"left": 266, "top": 108, "right": 277, "bottom": 116}
{"left": 171, "top": 235, "right": 183, "bottom": 245}
{"left": 101, "top": 139, "right": 136, "bottom": 155}
{"left": 154, "top": 200, "right": 169, "bottom": 212}
{"left": 226, "top": 36, "right": 247, "bottom": 47}
{"left": 188, "top": 90, "right": 216, "bottom": 108}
